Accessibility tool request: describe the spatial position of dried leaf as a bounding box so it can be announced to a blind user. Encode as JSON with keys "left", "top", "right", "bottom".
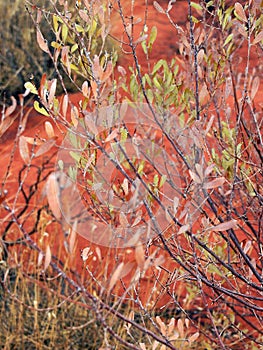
{"left": 134, "top": 34, "right": 148, "bottom": 44}
{"left": 204, "top": 163, "right": 215, "bottom": 177}
{"left": 44, "top": 245, "right": 52, "bottom": 271}
{"left": 153, "top": 1, "right": 165, "bottom": 13}
{"left": 131, "top": 213, "right": 142, "bottom": 228}
{"left": 82, "top": 81, "right": 90, "bottom": 97}
{"left": 119, "top": 261, "right": 135, "bottom": 279}
{"left": 37, "top": 29, "right": 49, "bottom": 53}
{"left": 135, "top": 242, "right": 145, "bottom": 269}
{"left": 105, "top": 129, "right": 119, "bottom": 142}
{"left": 37, "top": 251, "right": 44, "bottom": 267}
{"left": 173, "top": 197, "right": 179, "bottom": 215}
{"left": 122, "top": 178, "right": 129, "bottom": 196}
{"left": 68, "top": 220, "right": 78, "bottom": 254}
{"left": 203, "top": 177, "right": 225, "bottom": 189}
{"left": 45, "top": 121, "right": 55, "bottom": 139}
{"left": 251, "top": 76, "right": 260, "bottom": 101}
{"left": 5, "top": 96, "right": 17, "bottom": 117}
{"left": 0, "top": 114, "right": 17, "bottom": 138}
{"left": 188, "top": 332, "right": 200, "bottom": 343}
{"left": 102, "top": 61, "right": 113, "bottom": 82}
{"left": 211, "top": 220, "right": 238, "bottom": 232}
{"left": 62, "top": 94, "right": 68, "bottom": 117}
{"left": 92, "top": 55, "right": 103, "bottom": 80}
{"left": 81, "top": 247, "right": 91, "bottom": 262}
{"left": 185, "top": 318, "right": 190, "bottom": 328}
{"left": 85, "top": 115, "right": 98, "bottom": 135}
{"left": 71, "top": 106, "right": 79, "bottom": 127}
{"left": 48, "top": 79, "right": 57, "bottom": 106}
{"left": 119, "top": 211, "right": 129, "bottom": 228}
{"left": 46, "top": 173, "right": 61, "bottom": 220}
{"left": 243, "top": 240, "right": 252, "bottom": 254}
{"left": 189, "top": 170, "right": 202, "bottom": 184}
{"left": 35, "top": 137, "right": 57, "bottom": 158}
{"left": 234, "top": 2, "right": 247, "bottom": 22}
{"left": 95, "top": 247, "right": 101, "bottom": 261}
{"left": 19, "top": 136, "right": 30, "bottom": 163}
{"left": 253, "top": 30, "right": 263, "bottom": 45}
{"left": 124, "top": 228, "right": 143, "bottom": 247}
{"left": 178, "top": 224, "right": 189, "bottom": 235}
{"left": 167, "top": 317, "right": 175, "bottom": 336}
{"left": 108, "top": 262, "right": 124, "bottom": 292}
{"left": 177, "top": 318, "right": 184, "bottom": 338}
{"left": 156, "top": 316, "right": 167, "bottom": 335}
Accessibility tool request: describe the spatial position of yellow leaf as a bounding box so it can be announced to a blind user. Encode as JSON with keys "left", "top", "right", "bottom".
{"left": 34, "top": 101, "right": 49, "bottom": 116}
{"left": 24, "top": 82, "right": 38, "bottom": 95}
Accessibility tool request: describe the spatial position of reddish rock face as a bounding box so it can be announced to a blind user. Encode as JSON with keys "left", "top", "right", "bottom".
{"left": 1, "top": 0, "right": 263, "bottom": 341}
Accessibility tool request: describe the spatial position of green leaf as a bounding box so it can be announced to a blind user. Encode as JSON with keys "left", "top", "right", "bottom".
{"left": 223, "top": 33, "right": 233, "bottom": 47}
{"left": 190, "top": 2, "right": 203, "bottom": 11}
{"left": 152, "top": 59, "right": 164, "bottom": 75}
{"left": 148, "top": 26, "right": 157, "bottom": 51}
{"left": 62, "top": 24, "right": 68, "bottom": 42}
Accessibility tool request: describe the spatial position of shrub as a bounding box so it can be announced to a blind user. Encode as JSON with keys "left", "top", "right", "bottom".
{"left": 1, "top": 0, "right": 263, "bottom": 349}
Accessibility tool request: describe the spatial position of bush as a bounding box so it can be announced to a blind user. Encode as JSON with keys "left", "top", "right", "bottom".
{"left": 1, "top": 0, "right": 263, "bottom": 348}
